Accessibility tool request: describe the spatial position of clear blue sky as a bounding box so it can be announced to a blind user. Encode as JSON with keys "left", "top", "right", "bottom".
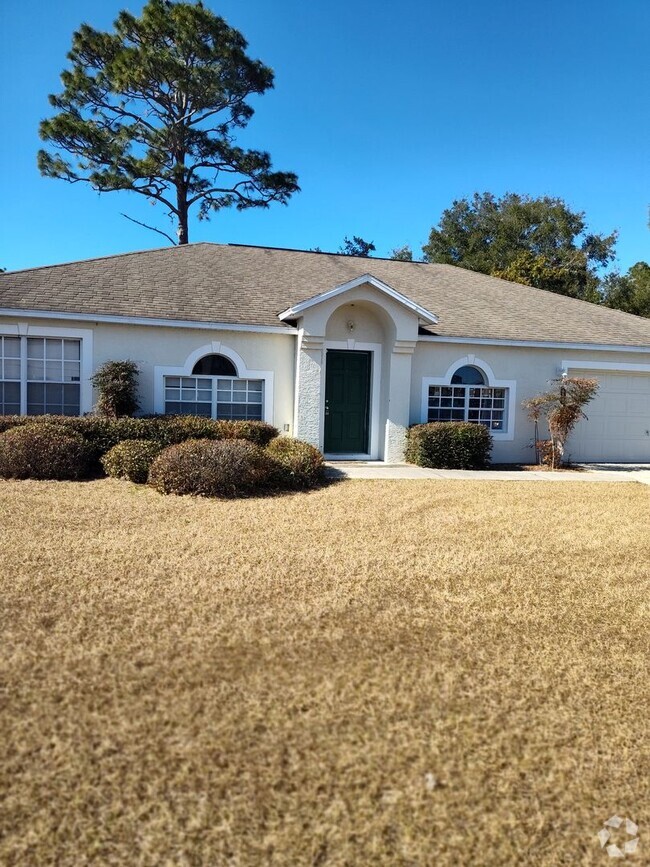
{"left": 1, "top": 0, "right": 648, "bottom": 271}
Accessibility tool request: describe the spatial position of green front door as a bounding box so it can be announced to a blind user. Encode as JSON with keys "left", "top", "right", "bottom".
{"left": 324, "top": 350, "right": 371, "bottom": 454}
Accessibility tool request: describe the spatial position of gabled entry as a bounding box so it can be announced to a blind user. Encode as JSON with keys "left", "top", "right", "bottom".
{"left": 324, "top": 350, "right": 371, "bottom": 454}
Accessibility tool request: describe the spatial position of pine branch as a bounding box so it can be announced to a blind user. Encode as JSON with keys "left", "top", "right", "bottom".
{"left": 121, "top": 213, "right": 177, "bottom": 245}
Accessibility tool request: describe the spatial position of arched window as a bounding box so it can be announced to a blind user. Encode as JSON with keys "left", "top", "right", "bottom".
{"left": 451, "top": 365, "right": 486, "bottom": 385}
{"left": 427, "top": 364, "right": 507, "bottom": 431}
{"left": 192, "top": 354, "right": 237, "bottom": 376}
{"left": 163, "top": 351, "right": 264, "bottom": 420}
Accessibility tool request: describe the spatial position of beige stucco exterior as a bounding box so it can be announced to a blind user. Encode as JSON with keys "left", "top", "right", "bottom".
{"left": 3, "top": 277, "right": 650, "bottom": 463}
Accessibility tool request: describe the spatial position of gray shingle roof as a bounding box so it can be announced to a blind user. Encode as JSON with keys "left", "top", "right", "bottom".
{"left": 2, "top": 242, "right": 650, "bottom": 347}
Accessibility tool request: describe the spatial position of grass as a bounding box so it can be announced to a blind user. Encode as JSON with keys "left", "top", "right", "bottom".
{"left": 1, "top": 478, "right": 649, "bottom": 866}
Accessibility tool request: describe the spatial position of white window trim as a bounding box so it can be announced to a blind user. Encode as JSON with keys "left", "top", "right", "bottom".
{"left": 153, "top": 340, "right": 274, "bottom": 422}
{"left": 320, "top": 340, "right": 382, "bottom": 460}
{"left": 0, "top": 322, "right": 93, "bottom": 415}
{"left": 420, "top": 355, "right": 516, "bottom": 441}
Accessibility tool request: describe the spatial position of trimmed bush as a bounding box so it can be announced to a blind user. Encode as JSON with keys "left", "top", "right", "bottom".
{"left": 101, "top": 439, "right": 165, "bottom": 483}
{"left": 0, "top": 415, "right": 278, "bottom": 458}
{"left": 405, "top": 422, "right": 492, "bottom": 470}
{"left": 0, "top": 423, "right": 92, "bottom": 480}
{"left": 148, "top": 438, "right": 277, "bottom": 498}
{"left": 266, "top": 437, "right": 325, "bottom": 489}
{"left": 161, "top": 416, "right": 278, "bottom": 447}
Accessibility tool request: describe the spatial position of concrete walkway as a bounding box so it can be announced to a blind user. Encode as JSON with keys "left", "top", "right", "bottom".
{"left": 325, "top": 461, "right": 650, "bottom": 484}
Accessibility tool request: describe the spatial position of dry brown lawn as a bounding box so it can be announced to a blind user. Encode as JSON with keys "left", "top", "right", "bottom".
{"left": 1, "top": 478, "right": 649, "bottom": 866}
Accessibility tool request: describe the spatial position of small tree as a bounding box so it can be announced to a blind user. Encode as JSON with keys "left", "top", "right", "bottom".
{"left": 339, "top": 236, "right": 376, "bottom": 257}
{"left": 91, "top": 361, "right": 139, "bottom": 417}
{"left": 523, "top": 377, "right": 599, "bottom": 468}
{"left": 390, "top": 245, "right": 413, "bottom": 261}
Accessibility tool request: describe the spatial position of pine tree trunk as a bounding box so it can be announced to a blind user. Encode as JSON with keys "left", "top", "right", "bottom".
{"left": 176, "top": 187, "right": 189, "bottom": 245}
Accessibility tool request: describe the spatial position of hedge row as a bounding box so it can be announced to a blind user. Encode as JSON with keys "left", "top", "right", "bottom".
{"left": 0, "top": 419, "right": 324, "bottom": 496}
{"left": 405, "top": 422, "right": 493, "bottom": 470}
{"left": 0, "top": 414, "right": 278, "bottom": 463}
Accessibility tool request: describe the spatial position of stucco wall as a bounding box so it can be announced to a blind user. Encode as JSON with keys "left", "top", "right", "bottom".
{"left": 411, "top": 341, "right": 650, "bottom": 462}
{"left": 0, "top": 316, "right": 296, "bottom": 432}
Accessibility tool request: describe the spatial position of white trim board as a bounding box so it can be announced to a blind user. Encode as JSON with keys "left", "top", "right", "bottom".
{"left": 279, "top": 274, "right": 438, "bottom": 325}
{"left": 420, "top": 355, "right": 516, "bottom": 441}
{"left": 320, "top": 340, "right": 382, "bottom": 460}
{"left": 561, "top": 359, "right": 650, "bottom": 373}
{"left": 0, "top": 308, "right": 297, "bottom": 335}
{"left": 418, "top": 334, "right": 650, "bottom": 354}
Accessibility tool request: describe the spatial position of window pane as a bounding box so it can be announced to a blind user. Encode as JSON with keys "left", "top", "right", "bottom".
{"left": 63, "top": 340, "right": 81, "bottom": 361}
{"left": 63, "top": 361, "right": 81, "bottom": 382}
{"left": 45, "top": 340, "right": 62, "bottom": 360}
{"left": 27, "top": 360, "right": 44, "bottom": 380}
{"left": 45, "top": 360, "right": 63, "bottom": 382}
{"left": 27, "top": 338, "right": 44, "bottom": 359}
{"left": 0, "top": 382, "right": 20, "bottom": 415}
{"left": 3, "top": 359, "right": 20, "bottom": 380}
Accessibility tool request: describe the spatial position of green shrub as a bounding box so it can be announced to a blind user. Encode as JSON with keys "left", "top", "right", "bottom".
{"left": 0, "top": 423, "right": 92, "bottom": 480}
{"left": 101, "top": 439, "right": 164, "bottom": 483}
{"left": 148, "top": 438, "right": 277, "bottom": 498}
{"left": 0, "top": 415, "right": 277, "bottom": 460}
{"left": 90, "top": 360, "right": 139, "bottom": 417}
{"left": 266, "top": 437, "right": 325, "bottom": 489}
{"left": 405, "top": 422, "right": 493, "bottom": 470}
{"left": 161, "top": 416, "right": 278, "bottom": 447}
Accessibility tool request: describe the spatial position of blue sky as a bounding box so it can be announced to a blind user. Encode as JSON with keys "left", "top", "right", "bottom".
{"left": 1, "top": 0, "right": 648, "bottom": 271}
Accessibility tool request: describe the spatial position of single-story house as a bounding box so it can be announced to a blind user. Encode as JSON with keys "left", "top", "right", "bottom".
{"left": 1, "top": 242, "right": 650, "bottom": 463}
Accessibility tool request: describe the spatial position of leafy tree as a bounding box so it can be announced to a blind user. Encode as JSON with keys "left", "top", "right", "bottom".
{"left": 523, "top": 376, "right": 599, "bottom": 468}
{"left": 602, "top": 261, "right": 650, "bottom": 318}
{"left": 390, "top": 245, "right": 413, "bottom": 261}
{"left": 339, "top": 236, "right": 376, "bottom": 257}
{"left": 422, "top": 192, "right": 616, "bottom": 301}
{"left": 38, "top": 0, "right": 299, "bottom": 245}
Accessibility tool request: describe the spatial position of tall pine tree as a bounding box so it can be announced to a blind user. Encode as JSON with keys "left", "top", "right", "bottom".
{"left": 38, "top": 0, "right": 299, "bottom": 244}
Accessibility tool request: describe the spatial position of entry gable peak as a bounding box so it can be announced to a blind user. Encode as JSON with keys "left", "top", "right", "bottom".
{"left": 278, "top": 273, "right": 438, "bottom": 325}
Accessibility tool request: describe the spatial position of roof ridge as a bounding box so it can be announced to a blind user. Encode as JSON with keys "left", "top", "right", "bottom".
{"left": 1, "top": 241, "right": 222, "bottom": 275}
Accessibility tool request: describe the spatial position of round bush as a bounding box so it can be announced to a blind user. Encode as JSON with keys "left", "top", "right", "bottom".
{"left": 0, "top": 423, "right": 91, "bottom": 480}
{"left": 101, "top": 439, "right": 164, "bottom": 483}
{"left": 148, "top": 438, "right": 276, "bottom": 498}
{"left": 266, "top": 437, "right": 325, "bottom": 489}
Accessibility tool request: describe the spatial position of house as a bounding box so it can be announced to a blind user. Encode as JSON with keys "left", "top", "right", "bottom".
{"left": 1, "top": 242, "right": 650, "bottom": 463}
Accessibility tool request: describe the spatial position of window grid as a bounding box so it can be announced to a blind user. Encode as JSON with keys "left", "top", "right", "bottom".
{"left": 428, "top": 385, "right": 506, "bottom": 431}
{"left": 164, "top": 375, "right": 264, "bottom": 421}
{"left": 0, "top": 336, "right": 21, "bottom": 415}
{"left": 1, "top": 336, "right": 83, "bottom": 417}
{"left": 25, "top": 338, "right": 81, "bottom": 416}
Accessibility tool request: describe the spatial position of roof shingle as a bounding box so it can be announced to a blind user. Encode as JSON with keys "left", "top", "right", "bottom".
{"left": 1, "top": 242, "right": 650, "bottom": 347}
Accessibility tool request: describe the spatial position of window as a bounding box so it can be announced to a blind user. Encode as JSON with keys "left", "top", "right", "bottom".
{"left": 163, "top": 354, "right": 263, "bottom": 420}
{"left": 427, "top": 365, "right": 507, "bottom": 431}
{"left": 0, "top": 336, "right": 21, "bottom": 415}
{"left": 192, "top": 354, "right": 237, "bottom": 376}
{"left": 0, "top": 335, "right": 82, "bottom": 416}
{"left": 164, "top": 376, "right": 213, "bottom": 416}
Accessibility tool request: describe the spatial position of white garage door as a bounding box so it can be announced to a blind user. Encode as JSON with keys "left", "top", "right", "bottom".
{"left": 566, "top": 370, "right": 650, "bottom": 463}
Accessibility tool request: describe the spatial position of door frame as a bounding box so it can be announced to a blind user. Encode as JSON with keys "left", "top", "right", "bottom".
{"left": 321, "top": 340, "right": 382, "bottom": 460}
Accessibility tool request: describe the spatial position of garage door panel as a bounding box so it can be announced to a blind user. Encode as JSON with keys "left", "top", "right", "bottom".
{"left": 565, "top": 370, "right": 650, "bottom": 462}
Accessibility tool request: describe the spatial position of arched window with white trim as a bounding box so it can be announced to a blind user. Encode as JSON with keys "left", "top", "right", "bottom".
{"left": 163, "top": 352, "right": 264, "bottom": 420}
{"left": 427, "top": 363, "right": 507, "bottom": 431}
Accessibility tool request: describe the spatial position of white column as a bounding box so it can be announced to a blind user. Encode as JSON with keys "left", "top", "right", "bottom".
{"left": 384, "top": 340, "right": 417, "bottom": 462}
{"left": 293, "top": 333, "right": 324, "bottom": 448}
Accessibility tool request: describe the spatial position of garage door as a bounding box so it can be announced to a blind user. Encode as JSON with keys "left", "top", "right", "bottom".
{"left": 566, "top": 371, "right": 650, "bottom": 463}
